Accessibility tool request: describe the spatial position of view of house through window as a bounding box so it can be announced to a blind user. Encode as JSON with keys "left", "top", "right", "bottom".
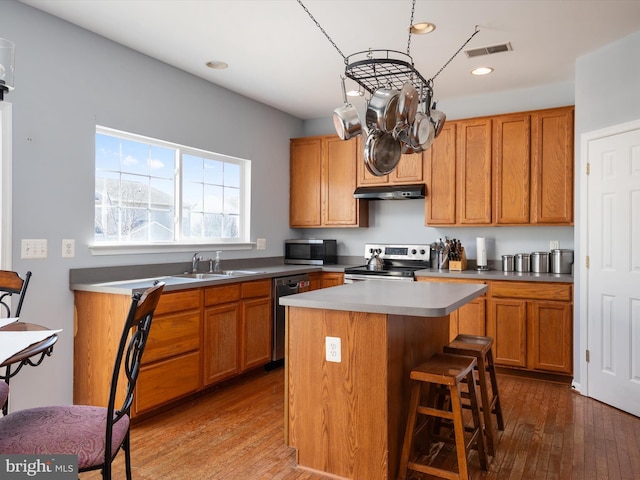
{"left": 95, "top": 126, "right": 250, "bottom": 245}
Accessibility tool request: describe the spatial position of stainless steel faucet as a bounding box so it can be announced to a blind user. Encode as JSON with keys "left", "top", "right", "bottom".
{"left": 192, "top": 252, "right": 202, "bottom": 273}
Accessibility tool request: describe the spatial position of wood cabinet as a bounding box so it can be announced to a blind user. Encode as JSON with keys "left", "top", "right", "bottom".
{"left": 290, "top": 135, "right": 368, "bottom": 228}
{"left": 203, "top": 279, "right": 272, "bottom": 386}
{"left": 75, "top": 277, "right": 272, "bottom": 418}
{"left": 308, "top": 271, "right": 344, "bottom": 290}
{"left": 135, "top": 288, "right": 202, "bottom": 415}
{"left": 416, "top": 277, "right": 486, "bottom": 340}
{"left": 203, "top": 283, "right": 241, "bottom": 385}
{"left": 488, "top": 281, "right": 573, "bottom": 374}
{"left": 425, "top": 106, "right": 574, "bottom": 227}
{"left": 357, "top": 135, "right": 424, "bottom": 186}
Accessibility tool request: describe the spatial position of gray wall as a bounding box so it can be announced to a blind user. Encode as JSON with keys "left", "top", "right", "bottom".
{"left": 2, "top": 0, "right": 303, "bottom": 409}
{"left": 572, "top": 30, "right": 640, "bottom": 387}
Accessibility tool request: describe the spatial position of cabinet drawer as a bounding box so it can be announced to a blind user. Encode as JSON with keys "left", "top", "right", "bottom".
{"left": 490, "top": 281, "right": 572, "bottom": 302}
{"left": 143, "top": 310, "right": 200, "bottom": 363}
{"left": 154, "top": 289, "right": 201, "bottom": 315}
{"left": 135, "top": 351, "right": 200, "bottom": 414}
{"left": 241, "top": 279, "right": 271, "bottom": 299}
{"left": 205, "top": 283, "right": 241, "bottom": 306}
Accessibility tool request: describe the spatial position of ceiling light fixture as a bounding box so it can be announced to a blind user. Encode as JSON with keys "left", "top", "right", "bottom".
{"left": 471, "top": 67, "right": 493, "bottom": 76}
{"left": 409, "top": 22, "right": 436, "bottom": 35}
{"left": 206, "top": 60, "right": 228, "bottom": 70}
{"left": 0, "top": 37, "right": 16, "bottom": 100}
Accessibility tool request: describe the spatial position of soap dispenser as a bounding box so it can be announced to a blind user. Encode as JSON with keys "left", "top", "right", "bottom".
{"left": 214, "top": 251, "right": 222, "bottom": 273}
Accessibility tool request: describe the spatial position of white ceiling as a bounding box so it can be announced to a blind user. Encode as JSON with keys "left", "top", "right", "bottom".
{"left": 20, "top": 0, "right": 640, "bottom": 120}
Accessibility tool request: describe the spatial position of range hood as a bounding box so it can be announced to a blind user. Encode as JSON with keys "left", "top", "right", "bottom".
{"left": 353, "top": 184, "right": 426, "bottom": 200}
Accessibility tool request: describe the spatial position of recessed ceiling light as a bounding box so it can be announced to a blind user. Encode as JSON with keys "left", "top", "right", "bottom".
{"left": 409, "top": 22, "right": 436, "bottom": 35}
{"left": 206, "top": 60, "right": 228, "bottom": 70}
{"left": 471, "top": 67, "right": 493, "bottom": 76}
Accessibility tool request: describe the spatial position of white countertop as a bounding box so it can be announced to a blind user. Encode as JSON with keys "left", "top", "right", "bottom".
{"left": 279, "top": 281, "right": 487, "bottom": 317}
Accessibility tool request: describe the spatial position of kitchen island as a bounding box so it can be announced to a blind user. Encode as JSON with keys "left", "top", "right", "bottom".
{"left": 280, "top": 280, "right": 487, "bottom": 480}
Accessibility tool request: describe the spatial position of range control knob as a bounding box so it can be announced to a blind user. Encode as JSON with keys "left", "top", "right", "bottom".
{"left": 411, "top": 249, "right": 417, "bottom": 254}
{"left": 420, "top": 249, "right": 426, "bottom": 255}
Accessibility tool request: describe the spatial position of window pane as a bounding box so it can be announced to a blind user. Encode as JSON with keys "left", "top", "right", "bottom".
{"left": 183, "top": 154, "right": 203, "bottom": 182}
{"left": 224, "top": 163, "right": 240, "bottom": 188}
{"left": 96, "top": 126, "right": 249, "bottom": 245}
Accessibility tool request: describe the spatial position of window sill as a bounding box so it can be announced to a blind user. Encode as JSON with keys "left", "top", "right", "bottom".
{"left": 89, "top": 242, "right": 255, "bottom": 256}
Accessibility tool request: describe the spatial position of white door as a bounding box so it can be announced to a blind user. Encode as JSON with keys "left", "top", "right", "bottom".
{"left": 585, "top": 125, "right": 640, "bottom": 416}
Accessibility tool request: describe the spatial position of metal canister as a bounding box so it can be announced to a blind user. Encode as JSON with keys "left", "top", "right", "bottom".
{"left": 531, "top": 251, "right": 550, "bottom": 273}
{"left": 550, "top": 249, "right": 574, "bottom": 274}
{"left": 515, "top": 253, "right": 530, "bottom": 272}
{"left": 502, "top": 255, "right": 514, "bottom": 272}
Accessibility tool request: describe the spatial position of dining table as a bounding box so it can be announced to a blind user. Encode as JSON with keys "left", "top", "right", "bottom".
{"left": 0, "top": 319, "right": 60, "bottom": 413}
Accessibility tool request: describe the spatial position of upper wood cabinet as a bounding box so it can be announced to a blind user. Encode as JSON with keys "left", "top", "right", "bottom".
{"left": 456, "top": 118, "right": 493, "bottom": 225}
{"left": 357, "top": 135, "right": 424, "bottom": 186}
{"left": 530, "top": 107, "right": 574, "bottom": 224}
{"left": 290, "top": 135, "right": 368, "bottom": 228}
{"left": 425, "top": 105, "right": 574, "bottom": 227}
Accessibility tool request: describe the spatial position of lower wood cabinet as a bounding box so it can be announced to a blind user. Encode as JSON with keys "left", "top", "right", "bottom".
{"left": 416, "top": 277, "right": 486, "bottom": 340}
{"left": 308, "top": 272, "right": 344, "bottom": 290}
{"left": 416, "top": 277, "right": 573, "bottom": 376}
{"left": 488, "top": 281, "right": 573, "bottom": 375}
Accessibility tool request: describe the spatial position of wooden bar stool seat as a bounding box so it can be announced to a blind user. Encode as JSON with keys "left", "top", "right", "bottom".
{"left": 444, "top": 334, "right": 505, "bottom": 456}
{"left": 399, "top": 353, "right": 488, "bottom": 480}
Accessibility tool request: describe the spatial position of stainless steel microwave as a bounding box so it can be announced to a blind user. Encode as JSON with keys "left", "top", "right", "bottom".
{"left": 284, "top": 239, "right": 337, "bottom": 265}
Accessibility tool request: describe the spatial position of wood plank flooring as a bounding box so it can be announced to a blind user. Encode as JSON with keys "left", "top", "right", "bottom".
{"left": 82, "top": 368, "right": 640, "bottom": 480}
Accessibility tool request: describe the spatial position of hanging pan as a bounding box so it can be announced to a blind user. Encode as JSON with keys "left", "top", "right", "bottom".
{"left": 365, "top": 87, "right": 399, "bottom": 133}
{"left": 363, "top": 129, "right": 402, "bottom": 176}
{"left": 332, "top": 77, "right": 362, "bottom": 140}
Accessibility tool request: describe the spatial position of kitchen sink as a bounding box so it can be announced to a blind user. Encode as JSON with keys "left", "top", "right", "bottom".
{"left": 172, "top": 270, "right": 265, "bottom": 279}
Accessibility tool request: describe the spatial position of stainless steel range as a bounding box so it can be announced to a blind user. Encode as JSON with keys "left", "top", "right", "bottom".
{"left": 344, "top": 243, "right": 431, "bottom": 283}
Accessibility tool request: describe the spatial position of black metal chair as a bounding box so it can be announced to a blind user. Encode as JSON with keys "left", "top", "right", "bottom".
{"left": 0, "top": 282, "right": 165, "bottom": 479}
{"left": 0, "top": 270, "right": 32, "bottom": 414}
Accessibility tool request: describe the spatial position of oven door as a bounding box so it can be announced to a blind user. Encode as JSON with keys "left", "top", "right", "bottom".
{"left": 343, "top": 273, "right": 415, "bottom": 284}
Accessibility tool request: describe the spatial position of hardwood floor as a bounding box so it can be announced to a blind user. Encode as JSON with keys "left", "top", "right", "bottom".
{"left": 83, "top": 368, "right": 640, "bottom": 480}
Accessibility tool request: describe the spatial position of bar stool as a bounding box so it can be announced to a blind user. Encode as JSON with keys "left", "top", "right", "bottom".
{"left": 444, "top": 334, "right": 504, "bottom": 456}
{"left": 399, "top": 353, "right": 488, "bottom": 480}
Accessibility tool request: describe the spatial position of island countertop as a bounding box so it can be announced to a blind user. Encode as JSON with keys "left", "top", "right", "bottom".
{"left": 279, "top": 280, "right": 487, "bottom": 317}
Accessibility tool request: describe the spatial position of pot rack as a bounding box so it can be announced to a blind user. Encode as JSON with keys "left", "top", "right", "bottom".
{"left": 297, "top": 0, "right": 480, "bottom": 103}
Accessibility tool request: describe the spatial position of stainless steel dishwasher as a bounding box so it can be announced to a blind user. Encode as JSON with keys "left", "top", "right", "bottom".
{"left": 267, "top": 274, "right": 310, "bottom": 370}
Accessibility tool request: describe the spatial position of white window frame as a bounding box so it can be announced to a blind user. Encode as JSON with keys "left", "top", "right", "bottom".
{"left": 91, "top": 126, "right": 252, "bottom": 255}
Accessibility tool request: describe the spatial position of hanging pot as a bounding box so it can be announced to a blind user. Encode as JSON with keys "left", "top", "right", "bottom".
{"left": 365, "top": 87, "right": 399, "bottom": 133}
{"left": 430, "top": 103, "right": 446, "bottom": 138}
{"left": 332, "top": 77, "right": 362, "bottom": 140}
{"left": 396, "top": 82, "right": 419, "bottom": 129}
{"left": 363, "top": 129, "right": 402, "bottom": 176}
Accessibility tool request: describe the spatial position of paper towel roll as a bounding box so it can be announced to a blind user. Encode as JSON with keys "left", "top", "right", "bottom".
{"left": 476, "top": 237, "right": 487, "bottom": 267}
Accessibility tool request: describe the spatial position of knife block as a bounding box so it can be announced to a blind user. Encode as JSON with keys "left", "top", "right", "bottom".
{"left": 448, "top": 248, "right": 467, "bottom": 271}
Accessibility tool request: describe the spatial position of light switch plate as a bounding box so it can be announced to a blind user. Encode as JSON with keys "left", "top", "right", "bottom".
{"left": 21, "top": 239, "right": 47, "bottom": 259}
{"left": 256, "top": 238, "right": 266, "bottom": 250}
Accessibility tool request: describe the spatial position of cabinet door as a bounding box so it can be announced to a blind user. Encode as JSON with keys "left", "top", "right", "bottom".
{"left": 494, "top": 113, "right": 531, "bottom": 224}
{"left": 457, "top": 297, "right": 486, "bottom": 337}
{"left": 488, "top": 298, "right": 527, "bottom": 367}
{"left": 390, "top": 151, "right": 424, "bottom": 184}
{"left": 528, "top": 300, "right": 572, "bottom": 374}
{"left": 320, "top": 272, "right": 344, "bottom": 288}
{"left": 456, "top": 118, "right": 493, "bottom": 224}
{"left": 290, "top": 137, "right": 322, "bottom": 227}
{"left": 323, "top": 136, "right": 361, "bottom": 226}
{"left": 425, "top": 123, "right": 457, "bottom": 225}
{"left": 241, "top": 297, "right": 272, "bottom": 371}
{"left": 203, "top": 303, "right": 240, "bottom": 386}
{"left": 530, "top": 106, "right": 574, "bottom": 224}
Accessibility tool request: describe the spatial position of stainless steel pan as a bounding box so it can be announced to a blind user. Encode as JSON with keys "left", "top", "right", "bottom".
{"left": 332, "top": 77, "right": 362, "bottom": 140}
{"left": 365, "top": 87, "right": 399, "bottom": 133}
{"left": 363, "top": 129, "right": 402, "bottom": 176}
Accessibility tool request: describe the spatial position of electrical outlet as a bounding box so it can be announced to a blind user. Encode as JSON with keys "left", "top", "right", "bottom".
{"left": 256, "top": 238, "right": 267, "bottom": 250}
{"left": 325, "top": 336, "right": 341, "bottom": 363}
{"left": 550, "top": 240, "right": 560, "bottom": 250}
{"left": 62, "top": 239, "right": 75, "bottom": 258}
{"left": 21, "top": 239, "right": 47, "bottom": 259}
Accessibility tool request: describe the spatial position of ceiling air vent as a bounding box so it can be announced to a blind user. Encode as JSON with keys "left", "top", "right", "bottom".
{"left": 465, "top": 42, "right": 513, "bottom": 58}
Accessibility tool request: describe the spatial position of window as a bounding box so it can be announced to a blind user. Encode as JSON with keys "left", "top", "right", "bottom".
{"left": 95, "top": 127, "right": 250, "bottom": 247}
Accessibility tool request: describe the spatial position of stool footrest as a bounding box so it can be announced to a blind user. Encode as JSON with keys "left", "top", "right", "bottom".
{"left": 417, "top": 405, "right": 454, "bottom": 420}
